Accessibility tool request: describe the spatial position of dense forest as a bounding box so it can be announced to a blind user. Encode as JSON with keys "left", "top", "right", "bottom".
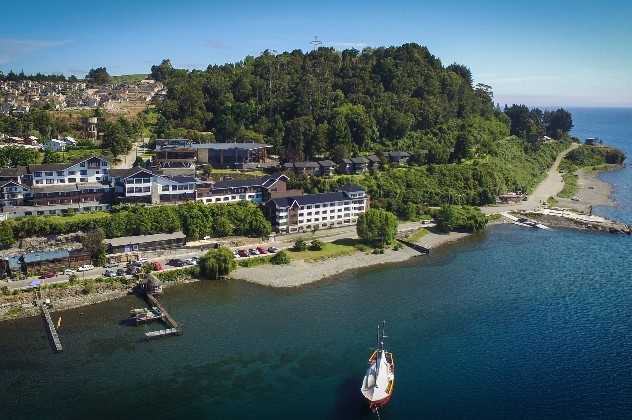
{"left": 152, "top": 44, "right": 509, "bottom": 161}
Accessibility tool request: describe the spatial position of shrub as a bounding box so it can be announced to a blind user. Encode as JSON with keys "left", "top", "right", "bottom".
{"left": 82, "top": 279, "right": 96, "bottom": 295}
{"left": 270, "top": 250, "right": 290, "bottom": 265}
{"left": 309, "top": 239, "right": 323, "bottom": 251}
{"left": 357, "top": 208, "right": 399, "bottom": 246}
{"left": 435, "top": 205, "right": 488, "bottom": 232}
{"left": 293, "top": 239, "right": 307, "bottom": 251}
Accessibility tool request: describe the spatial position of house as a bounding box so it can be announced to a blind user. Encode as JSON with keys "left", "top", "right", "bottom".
{"left": 285, "top": 161, "right": 320, "bottom": 176}
{"left": 109, "top": 167, "right": 197, "bottom": 204}
{"left": 28, "top": 182, "right": 113, "bottom": 207}
{"left": 386, "top": 151, "right": 410, "bottom": 166}
{"left": 29, "top": 156, "right": 110, "bottom": 186}
{"left": 196, "top": 173, "right": 288, "bottom": 204}
{"left": 367, "top": 155, "right": 381, "bottom": 171}
{"left": 43, "top": 139, "right": 67, "bottom": 152}
{"left": 314, "top": 160, "right": 334, "bottom": 177}
{"left": 104, "top": 231, "right": 187, "bottom": 254}
{"left": 350, "top": 156, "right": 369, "bottom": 173}
{"left": 191, "top": 142, "right": 271, "bottom": 168}
{"left": 0, "top": 166, "right": 29, "bottom": 184}
{"left": 338, "top": 158, "right": 353, "bottom": 174}
{"left": 0, "top": 181, "right": 30, "bottom": 206}
{"left": 264, "top": 184, "right": 369, "bottom": 234}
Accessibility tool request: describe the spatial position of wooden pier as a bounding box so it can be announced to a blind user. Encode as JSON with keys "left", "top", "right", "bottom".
{"left": 36, "top": 300, "right": 63, "bottom": 352}
{"left": 145, "top": 328, "right": 179, "bottom": 339}
{"left": 143, "top": 291, "right": 181, "bottom": 339}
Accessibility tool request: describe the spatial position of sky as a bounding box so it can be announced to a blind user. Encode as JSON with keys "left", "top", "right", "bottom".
{"left": 1, "top": 0, "right": 631, "bottom": 107}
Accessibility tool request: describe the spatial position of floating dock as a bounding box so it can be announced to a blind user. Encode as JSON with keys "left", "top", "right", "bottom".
{"left": 142, "top": 290, "right": 181, "bottom": 339}
{"left": 37, "top": 300, "right": 63, "bottom": 352}
{"left": 145, "top": 328, "right": 179, "bottom": 339}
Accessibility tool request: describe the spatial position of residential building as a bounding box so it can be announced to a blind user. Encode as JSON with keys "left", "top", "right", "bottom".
{"left": 367, "top": 155, "right": 381, "bottom": 171}
{"left": 196, "top": 173, "right": 288, "bottom": 204}
{"left": 0, "top": 166, "right": 29, "bottom": 184}
{"left": 191, "top": 142, "right": 271, "bottom": 168}
{"left": 0, "top": 181, "right": 30, "bottom": 206}
{"left": 318, "top": 160, "right": 337, "bottom": 176}
{"left": 338, "top": 158, "right": 353, "bottom": 174}
{"left": 283, "top": 161, "right": 321, "bottom": 176}
{"left": 43, "top": 139, "right": 67, "bottom": 152}
{"left": 0, "top": 249, "right": 91, "bottom": 277}
{"left": 264, "top": 184, "right": 369, "bottom": 234}
{"left": 386, "top": 151, "right": 411, "bottom": 165}
{"left": 109, "top": 167, "right": 197, "bottom": 204}
{"left": 29, "top": 156, "right": 110, "bottom": 186}
{"left": 350, "top": 156, "right": 369, "bottom": 173}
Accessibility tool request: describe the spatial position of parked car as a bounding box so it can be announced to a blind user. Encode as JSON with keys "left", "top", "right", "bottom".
{"left": 238, "top": 249, "right": 249, "bottom": 258}
{"left": 184, "top": 258, "right": 196, "bottom": 265}
{"left": 203, "top": 235, "right": 212, "bottom": 240}
{"left": 39, "top": 271, "right": 56, "bottom": 279}
{"left": 127, "top": 266, "right": 141, "bottom": 275}
{"left": 103, "top": 269, "right": 117, "bottom": 277}
{"left": 151, "top": 261, "right": 164, "bottom": 271}
{"left": 248, "top": 248, "right": 259, "bottom": 256}
{"left": 104, "top": 263, "right": 118, "bottom": 269}
{"left": 167, "top": 259, "right": 185, "bottom": 267}
{"left": 233, "top": 250, "right": 241, "bottom": 258}
{"left": 256, "top": 247, "right": 268, "bottom": 254}
{"left": 63, "top": 268, "right": 76, "bottom": 275}
{"left": 116, "top": 268, "right": 126, "bottom": 277}
{"left": 137, "top": 257, "right": 148, "bottom": 263}
{"left": 77, "top": 264, "right": 95, "bottom": 272}
{"left": 268, "top": 246, "right": 279, "bottom": 253}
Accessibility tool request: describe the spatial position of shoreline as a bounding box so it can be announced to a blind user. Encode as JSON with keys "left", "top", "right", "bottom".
{"left": 555, "top": 164, "right": 622, "bottom": 212}
{"left": 230, "top": 230, "right": 472, "bottom": 288}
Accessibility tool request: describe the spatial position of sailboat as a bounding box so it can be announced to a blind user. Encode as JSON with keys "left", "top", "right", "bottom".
{"left": 361, "top": 321, "right": 395, "bottom": 413}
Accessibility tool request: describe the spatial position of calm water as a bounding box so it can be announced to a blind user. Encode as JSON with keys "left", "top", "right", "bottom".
{"left": 1, "top": 108, "right": 631, "bottom": 420}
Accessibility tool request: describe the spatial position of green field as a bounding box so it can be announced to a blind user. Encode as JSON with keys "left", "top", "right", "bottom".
{"left": 111, "top": 74, "right": 148, "bottom": 83}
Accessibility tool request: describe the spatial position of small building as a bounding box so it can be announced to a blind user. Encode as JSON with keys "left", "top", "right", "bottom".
{"left": 367, "top": 155, "right": 381, "bottom": 171}
{"left": 43, "top": 139, "right": 67, "bottom": 152}
{"left": 0, "top": 181, "right": 31, "bottom": 206}
{"left": 104, "top": 231, "right": 187, "bottom": 255}
{"left": 338, "top": 158, "right": 353, "bottom": 174}
{"left": 0, "top": 166, "right": 29, "bottom": 184}
{"left": 191, "top": 142, "right": 271, "bottom": 168}
{"left": 386, "top": 151, "right": 410, "bottom": 166}
{"left": 318, "top": 160, "right": 336, "bottom": 176}
{"left": 109, "top": 167, "right": 197, "bottom": 204}
{"left": 196, "top": 173, "right": 288, "bottom": 204}
{"left": 350, "top": 156, "right": 369, "bottom": 173}
{"left": 138, "top": 274, "right": 163, "bottom": 294}
{"left": 0, "top": 248, "right": 91, "bottom": 277}
{"left": 285, "top": 161, "right": 320, "bottom": 176}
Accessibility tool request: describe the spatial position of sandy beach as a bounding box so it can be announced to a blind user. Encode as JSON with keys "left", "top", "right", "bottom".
{"left": 231, "top": 230, "right": 471, "bottom": 287}
{"left": 555, "top": 166, "right": 620, "bottom": 212}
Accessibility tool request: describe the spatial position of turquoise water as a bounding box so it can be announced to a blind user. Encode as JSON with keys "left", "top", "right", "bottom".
{"left": 1, "top": 108, "right": 631, "bottom": 419}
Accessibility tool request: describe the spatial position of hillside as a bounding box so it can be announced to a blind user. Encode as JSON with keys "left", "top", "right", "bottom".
{"left": 151, "top": 43, "right": 509, "bottom": 162}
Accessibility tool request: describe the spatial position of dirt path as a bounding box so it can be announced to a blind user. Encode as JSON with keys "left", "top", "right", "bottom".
{"left": 481, "top": 143, "right": 579, "bottom": 215}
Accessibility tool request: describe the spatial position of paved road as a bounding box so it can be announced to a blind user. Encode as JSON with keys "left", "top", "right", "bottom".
{"left": 481, "top": 143, "right": 579, "bottom": 215}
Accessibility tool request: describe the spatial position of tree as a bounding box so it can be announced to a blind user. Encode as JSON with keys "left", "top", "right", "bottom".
{"left": 81, "top": 229, "right": 107, "bottom": 266}
{"left": 150, "top": 59, "right": 174, "bottom": 82}
{"left": 357, "top": 208, "right": 398, "bottom": 247}
{"left": 0, "top": 222, "right": 16, "bottom": 250}
{"left": 435, "top": 205, "right": 487, "bottom": 232}
{"left": 199, "top": 247, "right": 236, "bottom": 280}
{"left": 86, "top": 67, "right": 111, "bottom": 85}
{"left": 309, "top": 239, "right": 323, "bottom": 251}
{"left": 447, "top": 63, "right": 473, "bottom": 87}
{"left": 545, "top": 108, "right": 573, "bottom": 139}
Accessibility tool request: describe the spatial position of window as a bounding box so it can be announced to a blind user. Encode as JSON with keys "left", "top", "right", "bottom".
{"left": 80, "top": 162, "right": 86, "bottom": 167}
{"left": 45, "top": 172, "right": 53, "bottom": 176}
{"left": 45, "top": 179, "right": 54, "bottom": 184}
{"left": 143, "top": 186, "right": 150, "bottom": 192}
{"left": 80, "top": 170, "right": 87, "bottom": 176}
{"left": 35, "top": 180, "right": 43, "bottom": 184}
{"left": 101, "top": 161, "right": 107, "bottom": 166}
{"left": 215, "top": 198, "right": 221, "bottom": 202}
{"left": 223, "top": 197, "right": 229, "bottom": 201}
{"left": 80, "top": 178, "right": 88, "bottom": 182}
{"left": 162, "top": 185, "right": 169, "bottom": 192}
{"left": 58, "top": 179, "right": 65, "bottom": 183}
{"left": 135, "top": 187, "right": 143, "bottom": 193}
{"left": 34, "top": 172, "right": 42, "bottom": 177}
{"left": 126, "top": 187, "right": 134, "bottom": 193}
{"left": 68, "top": 178, "right": 76, "bottom": 183}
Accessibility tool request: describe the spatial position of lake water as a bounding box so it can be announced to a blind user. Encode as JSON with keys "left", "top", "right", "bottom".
{"left": 1, "top": 108, "right": 631, "bottom": 420}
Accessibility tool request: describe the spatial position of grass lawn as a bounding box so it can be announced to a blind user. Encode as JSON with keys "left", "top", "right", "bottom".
{"left": 288, "top": 239, "right": 370, "bottom": 262}
{"left": 559, "top": 172, "right": 578, "bottom": 198}
{"left": 406, "top": 228, "right": 429, "bottom": 242}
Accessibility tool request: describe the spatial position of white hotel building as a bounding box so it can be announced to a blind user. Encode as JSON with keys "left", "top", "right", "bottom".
{"left": 264, "top": 184, "right": 369, "bottom": 233}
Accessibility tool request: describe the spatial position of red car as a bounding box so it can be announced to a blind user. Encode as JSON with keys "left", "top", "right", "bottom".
{"left": 238, "top": 249, "right": 249, "bottom": 258}
{"left": 256, "top": 247, "right": 268, "bottom": 254}
{"left": 39, "top": 272, "right": 56, "bottom": 279}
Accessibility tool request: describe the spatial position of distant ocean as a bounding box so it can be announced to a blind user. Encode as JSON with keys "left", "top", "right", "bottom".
{"left": 0, "top": 108, "right": 630, "bottom": 420}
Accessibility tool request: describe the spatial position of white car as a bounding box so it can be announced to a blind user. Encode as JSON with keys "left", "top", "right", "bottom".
{"left": 77, "top": 264, "right": 95, "bottom": 272}
{"left": 63, "top": 268, "right": 76, "bottom": 275}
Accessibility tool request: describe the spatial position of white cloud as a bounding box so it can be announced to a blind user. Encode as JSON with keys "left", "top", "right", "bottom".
{"left": 0, "top": 39, "right": 70, "bottom": 65}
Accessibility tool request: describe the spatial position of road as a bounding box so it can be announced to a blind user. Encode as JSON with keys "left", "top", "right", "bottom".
{"left": 481, "top": 143, "right": 579, "bottom": 215}
{"left": 3, "top": 220, "right": 432, "bottom": 291}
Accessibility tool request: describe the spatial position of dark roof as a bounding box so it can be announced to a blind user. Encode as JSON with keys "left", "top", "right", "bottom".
{"left": 6, "top": 249, "right": 70, "bottom": 270}
{"left": 387, "top": 151, "right": 411, "bottom": 158}
{"left": 213, "top": 174, "right": 285, "bottom": 190}
{"left": 271, "top": 191, "right": 349, "bottom": 208}
{"left": 367, "top": 155, "right": 381, "bottom": 163}
{"left": 340, "top": 159, "right": 352, "bottom": 164}
{"left": 282, "top": 163, "right": 294, "bottom": 169}
{"left": 338, "top": 183, "right": 365, "bottom": 193}
{"left": 109, "top": 167, "right": 156, "bottom": 178}
{"left": 31, "top": 182, "right": 110, "bottom": 194}
{"left": 351, "top": 156, "right": 369, "bottom": 164}
{"left": 190, "top": 142, "right": 271, "bottom": 151}
{"left": 0, "top": 166, "right": 27, "bottom": 177}
{"left": 293, "top": 161, "right": 320, "bottom": 168}
{"left": 165, "top": 176, "right": 197, "bottom": 184}
{"left": 0, "top": 180, "right": 27, "bottom": 189}
{"left": 318, "top": 160, "right": 336, "bottom": 167}
{"left": 105, "top": 232, "right": 186, "bottom": 248}
{"left": 29, "top": 155, "right": 109, "bottom": 172}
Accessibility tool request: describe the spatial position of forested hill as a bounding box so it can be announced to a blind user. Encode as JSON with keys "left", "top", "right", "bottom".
{"left": 152, "top": 43, "right": 510, "bottom": 162}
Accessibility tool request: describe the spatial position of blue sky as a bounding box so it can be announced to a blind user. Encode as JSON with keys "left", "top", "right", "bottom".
{"left": 1, "top": 0, "right": 631, "bottom": 107}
